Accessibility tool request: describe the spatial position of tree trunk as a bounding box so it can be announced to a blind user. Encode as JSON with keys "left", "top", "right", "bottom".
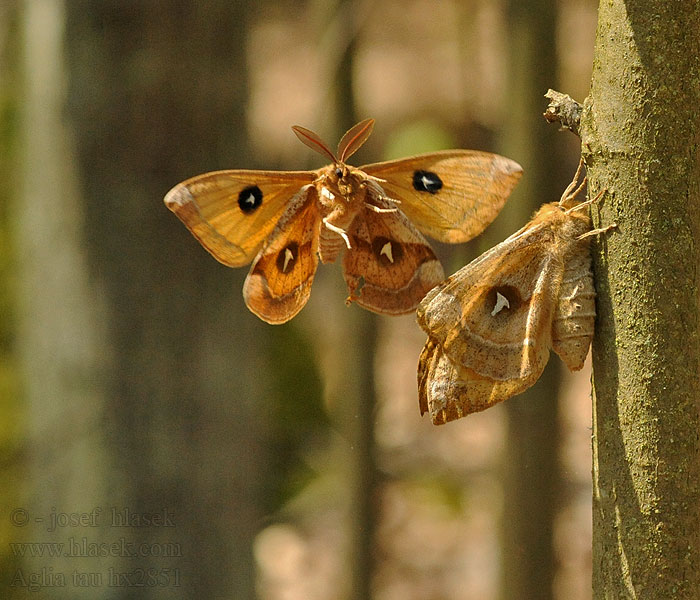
{"left": 63, "top": 2, "right": 265, "bottom": 598}
{"left": 581, "top": 1, "right": 700, "bottom": 598}
{"left": 15, "top": 3, "right": 115, "bottom": 596}
{"left": 324, "top": 2, "right": 379, "bottom": 597}
{"left": 498, "top": 0, "right": 564, "bottom": 598}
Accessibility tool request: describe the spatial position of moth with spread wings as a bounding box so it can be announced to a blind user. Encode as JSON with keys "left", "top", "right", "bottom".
{"left": 417, "top": 161, "right": 613, "bottom": 424}
{"left": 164, "top": 118, "right": 522, "bottom": 324}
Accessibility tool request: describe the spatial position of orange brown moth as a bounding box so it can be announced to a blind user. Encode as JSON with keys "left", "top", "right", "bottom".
{"left": 416, "top": 160, "right": 614, "bottom": 424}
{"left": 164, "top": 119, "right": 522, "bottom": 324}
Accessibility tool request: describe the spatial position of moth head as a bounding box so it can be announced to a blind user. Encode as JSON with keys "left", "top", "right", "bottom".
{"left": 332, "top": 164, "right": 355, "bottom": 183}
{"left": 291, "top": 119, "right": 375, "bottom": 201}
{"left": 315, "top": 163, "right": 353, "bottom": 201}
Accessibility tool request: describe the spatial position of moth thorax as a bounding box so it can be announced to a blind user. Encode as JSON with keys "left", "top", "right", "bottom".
{"left": 565, "top": 208, "right": 592, "bottom": 231}
{"left": 559, "top": 221, "right": 593, "bottom": 261}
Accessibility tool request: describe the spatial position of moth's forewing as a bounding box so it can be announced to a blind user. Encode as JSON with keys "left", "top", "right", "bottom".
{"left": 164, "top": 170, "right": 315, "bottom": 267}
{"left": 363, "top": 151, "right": 522, "bottom": 243}
{"left": 418, "top": 220, "right": 554, "bottom": 382}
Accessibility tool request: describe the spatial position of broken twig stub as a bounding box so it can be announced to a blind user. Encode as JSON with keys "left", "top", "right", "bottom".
{"left": 543, "top": 89, "right": 582, "bottom": 136}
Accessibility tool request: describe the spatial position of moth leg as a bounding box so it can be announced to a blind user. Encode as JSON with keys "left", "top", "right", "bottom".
{"left": 564, "top": 188, "right": 606, "bottom": 214}
{"left": 559, "top": 158, "right": 586, "bottom": 204}
{"left": 360, "top": 173, "right": 388, "bottom": 185}
{"left": 561, "top": 177, "right": 587, "bottom": 207}
{"left": 360, "top": 177, "right": 401, "bottom": 213}
{"left": 564, "top": 186, "right": 615, "bottom": 239}
{"left": 323, "top": 217, "right": 352, "bottom": 249}
{"left": 577, "top": 222, "right": 617, "bottom": 240}
{"left": 365, "top": 203, "right": 399, "bottom": 214}
{"left": 360, "top": 178, "right": 402, "bottom": 204}
{"left": 320, "top": 186, "right": 336, "bottom": 202}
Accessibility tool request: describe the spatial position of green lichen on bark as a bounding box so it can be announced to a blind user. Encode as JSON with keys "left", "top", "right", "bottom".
{"left": 581, "top": 1, "right": 700, "bottom": 598}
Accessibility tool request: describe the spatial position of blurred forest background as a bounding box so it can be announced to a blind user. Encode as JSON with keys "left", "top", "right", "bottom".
{"left": 0, "top": 0, "right": 600, "bottom": 598}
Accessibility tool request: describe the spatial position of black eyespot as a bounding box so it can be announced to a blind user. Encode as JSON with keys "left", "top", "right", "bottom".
{"left": 412, "top": 170, "right": 443, "bottom": 194}
{"left": 276, "top": 242, "right": 299, "bottom": 273}
{"left": 372, "top": 236, "right": 403, "bottom": 265}
{"left": 238, "top": 185, "right": 263, "bottom": 214}
{"left": 487, "top": 285, "right": 522, "bottom": 314}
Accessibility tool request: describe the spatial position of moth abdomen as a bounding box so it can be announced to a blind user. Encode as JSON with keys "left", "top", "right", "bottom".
{"left": 552, "top": 266, "right": 595, "bottom": 370}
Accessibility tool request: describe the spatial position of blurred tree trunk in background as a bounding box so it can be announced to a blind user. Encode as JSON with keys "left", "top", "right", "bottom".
{"left": 15, "top": 2, "right": 114, "bottom": 596}
{"left": 497, "top": 1, "right": 565, "bottom": 598}
{"left": 581, "top": 1, "right": 700, "bottom": 597}
{"left": 314, "top": 1, "right": 379, "bottom": 598}
{"left": 335, "top": 22, "right": 379, "bottom": 600}
{"left": 61, "top": 2, "right": 265, "bottom": 598}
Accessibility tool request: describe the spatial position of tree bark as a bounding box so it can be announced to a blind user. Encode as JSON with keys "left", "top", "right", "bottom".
{"left": 581, "top": 1, "right": 700, "bottom": 598}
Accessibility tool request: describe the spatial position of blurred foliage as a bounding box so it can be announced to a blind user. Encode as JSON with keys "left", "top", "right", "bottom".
{"left": 383, "top": 119, "right": 455, "bottom": 159}
{"left": 264, "top": 324, "right": 327, "bottom": 513}
{"left": 0, "top": 2, "right": 19, "bottom": 392}
{"left": 0, "top": 0, "right": 23, "bottom": 588}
